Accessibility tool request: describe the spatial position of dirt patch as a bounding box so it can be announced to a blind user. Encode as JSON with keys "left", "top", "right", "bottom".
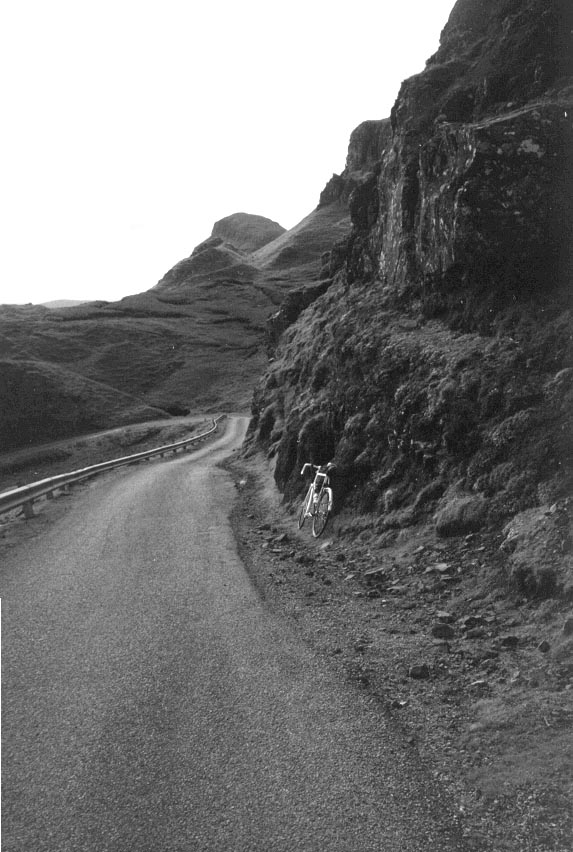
{"left": 226, "top": 451, "right": 573, "bottom": 852}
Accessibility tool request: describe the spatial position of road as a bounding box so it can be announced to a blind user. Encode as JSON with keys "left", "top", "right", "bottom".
{"left": 1, "top": 416, "right": 467, "bottom": 851}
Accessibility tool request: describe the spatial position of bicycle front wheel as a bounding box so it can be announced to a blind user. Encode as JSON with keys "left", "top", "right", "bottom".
{"left": 312, "top": 491, "right": 330, "bottom": 537}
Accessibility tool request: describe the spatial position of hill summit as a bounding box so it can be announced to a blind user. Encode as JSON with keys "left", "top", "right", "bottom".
{"left": 210, "top": 213, "right": 285, "bottom": 253}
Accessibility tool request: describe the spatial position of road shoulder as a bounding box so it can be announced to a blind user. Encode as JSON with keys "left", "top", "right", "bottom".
{"left": 226, "top": 451, "right": 573, "bottom": 852}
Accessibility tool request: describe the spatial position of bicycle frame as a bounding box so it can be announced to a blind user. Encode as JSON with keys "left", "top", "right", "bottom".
{"left": 310, "top": 471, "right": 332, "bottom": 509}
{"left": 298, "top": 464, "right": 334, "bottom": 536}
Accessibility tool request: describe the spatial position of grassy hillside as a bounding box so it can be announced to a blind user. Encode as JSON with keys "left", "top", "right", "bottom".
{"left": 0, "top": 358, "right": 168, "bottom": 451}
{"left": 0, "top": 207, "right": 353, "bottom": 451}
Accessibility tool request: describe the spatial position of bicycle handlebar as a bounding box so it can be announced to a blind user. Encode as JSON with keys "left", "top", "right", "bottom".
{"left": 300, "top": 462, "right": 336, "bottom": 476}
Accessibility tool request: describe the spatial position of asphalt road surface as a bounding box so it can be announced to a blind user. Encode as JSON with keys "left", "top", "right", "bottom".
{"left": 2, "top": 416, "right": 468, "bottom": 851}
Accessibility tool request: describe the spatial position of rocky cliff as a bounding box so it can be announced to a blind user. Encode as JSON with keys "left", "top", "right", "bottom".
{"left": 247, "top": 0, "right": 573, "bottom": 595}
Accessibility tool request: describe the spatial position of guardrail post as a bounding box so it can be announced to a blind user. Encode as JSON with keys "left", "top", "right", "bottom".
{"left": 22, "top": 500, "right": 35, "bottom": 519}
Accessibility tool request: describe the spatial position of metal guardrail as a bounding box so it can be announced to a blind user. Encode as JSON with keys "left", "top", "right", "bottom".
{"left": 0, "top": 415, "right": 225, "bottom": 519}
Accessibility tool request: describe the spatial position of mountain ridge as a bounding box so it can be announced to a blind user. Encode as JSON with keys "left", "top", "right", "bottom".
{"left": 0, "top": 200, "right": 359, "bottom": 450}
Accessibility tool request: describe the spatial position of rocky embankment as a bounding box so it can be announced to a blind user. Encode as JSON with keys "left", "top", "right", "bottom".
{"left": 246, "top": 0, "right": 572, "bottom": 595}
{"left": 228, "top": 452, "right": 573, "bottom": 852}
{"left": 242, "top": 0, "right": 573, "bottom": 847}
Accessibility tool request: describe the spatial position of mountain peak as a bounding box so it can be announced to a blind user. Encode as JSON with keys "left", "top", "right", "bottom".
{"left": 210, "top": 213, "right": 286, "bottom": 254}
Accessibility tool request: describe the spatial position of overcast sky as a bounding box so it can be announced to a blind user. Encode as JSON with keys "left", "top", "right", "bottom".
{"left": 1, "top": 0, "right": 456, "bottom": 305}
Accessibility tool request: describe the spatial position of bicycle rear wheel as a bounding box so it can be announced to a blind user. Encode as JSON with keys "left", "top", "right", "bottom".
{"left": 298, "top": 486, "right": 313, "bottom": 529}
{"left": 312, "top": 491, "right": 330, "bottom": 537}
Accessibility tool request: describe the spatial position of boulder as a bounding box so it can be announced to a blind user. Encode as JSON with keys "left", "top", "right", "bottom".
{"left": 431, "top": 622, "right": 456, "bottom": 640}
{"left": 409, "top": 663, "right": 431, "bottom": 679}
{"left": 501, "top": 503, "right": 572, "bottom": 598}
{"left": 435, "top": 496, "right": 488, "bottom": 537}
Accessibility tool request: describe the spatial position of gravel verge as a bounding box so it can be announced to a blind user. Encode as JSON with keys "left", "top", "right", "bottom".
{"left": 226, "top": 452, "right": 573, "bottom": 852}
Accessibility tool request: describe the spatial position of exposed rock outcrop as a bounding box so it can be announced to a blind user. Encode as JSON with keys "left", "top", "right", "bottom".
{"left": 210, "top": 213, "right": 285, "bottom": 253}
{"left": 246, "top": 0, "right": 573, "bottom": 570}
{"left": 501, "top": 502, "right": 573, "bottom": 597}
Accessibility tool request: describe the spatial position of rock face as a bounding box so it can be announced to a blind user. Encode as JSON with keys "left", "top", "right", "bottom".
{"left": 210, "top": 213, "right": 285, "bottom": 253}
{"left": 247, "top": 0, "right": 573, "bottom": 551}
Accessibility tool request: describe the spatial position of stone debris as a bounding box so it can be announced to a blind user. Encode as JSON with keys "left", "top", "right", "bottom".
{"left": 436, "top": 610, "right": 456, "bottom": 624}
{"left": 409, "top": 663, "right": 431, "bottom": 680}
{"left": 431, "top": 622, "right": 456, "bottom": 640}
{"left": 499, "top": 635, "right": 520, "bottom": 649}
{"left": 466, "top": 627, "right": 487, "bottom": 640}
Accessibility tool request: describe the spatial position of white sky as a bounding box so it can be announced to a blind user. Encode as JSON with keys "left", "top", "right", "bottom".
{"left": 1, "top": 0, "right": 456, "bottom": 305}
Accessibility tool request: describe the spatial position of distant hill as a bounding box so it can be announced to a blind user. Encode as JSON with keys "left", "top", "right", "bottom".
{"left": 42, "top": 300, "right": 90, "bottom": 309}
{"left": 0, "top": 358, "right": 167, "bottom": 449}
{"left": 0, "top": 208, "right": 357, "bottom": 450}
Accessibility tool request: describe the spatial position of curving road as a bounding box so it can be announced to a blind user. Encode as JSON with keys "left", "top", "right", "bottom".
{"left": 1, "top": 416, "right": 466, "bottom": 851}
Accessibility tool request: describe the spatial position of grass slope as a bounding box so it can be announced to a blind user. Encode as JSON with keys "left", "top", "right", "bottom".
{"left": 0, "top": 358, "right": 168, "bottom": 451}
{"left": 0, "top": 207, "right": 352, "bottom": 451}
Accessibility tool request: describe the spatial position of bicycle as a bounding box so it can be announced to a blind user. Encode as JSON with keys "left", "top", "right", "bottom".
{"left": 297, "top": 462, "right": 335, "bottom": 537}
